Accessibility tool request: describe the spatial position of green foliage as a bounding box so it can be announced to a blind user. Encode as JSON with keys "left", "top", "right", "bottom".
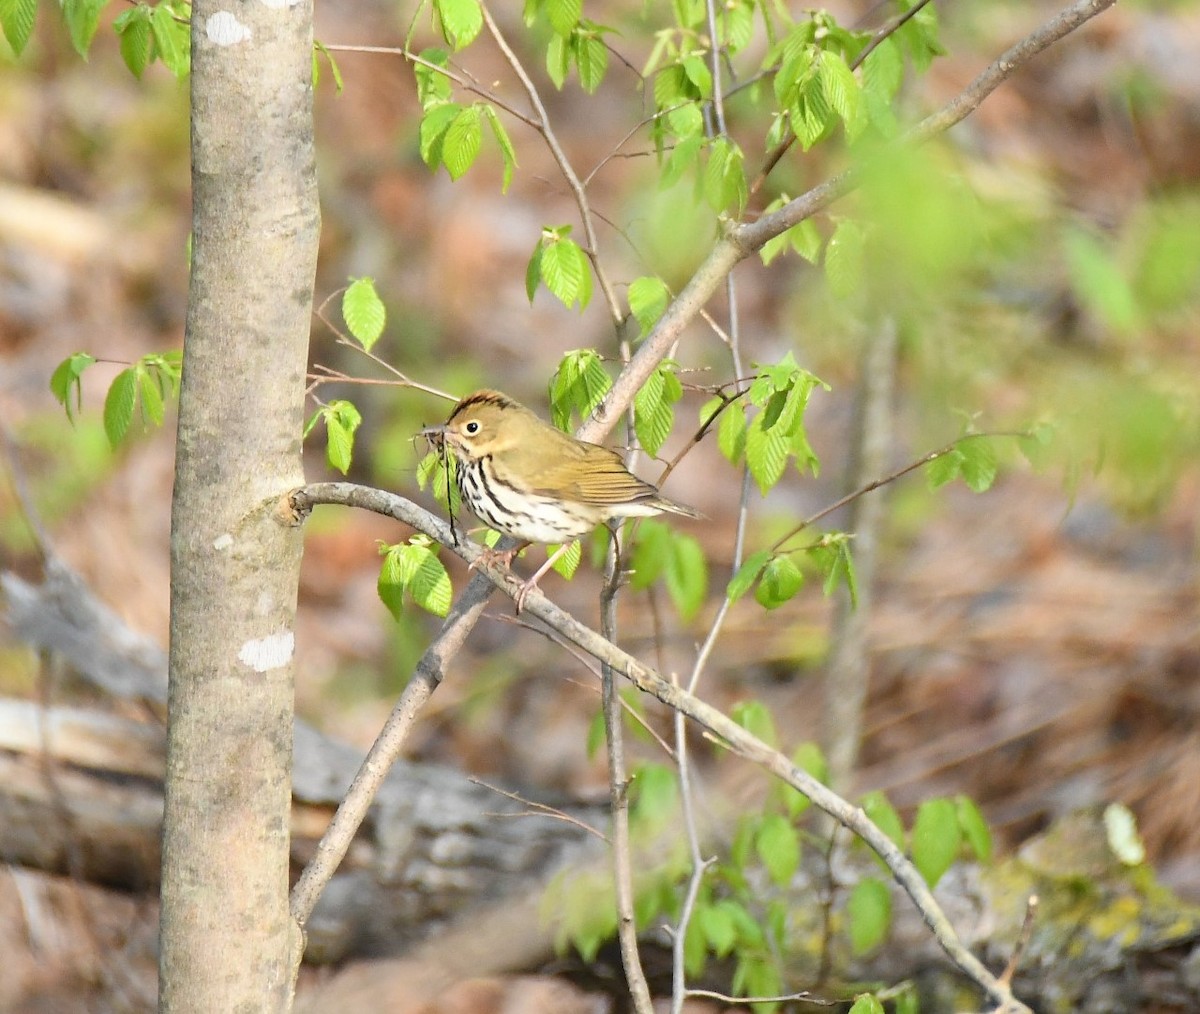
{"left": 628, "top": 520, "right": 707, "bottom": 621}
{"left": 627, "top": 275, "right": 670, "bottom": 339}
{"left": 433, "top": 0, "right": 482, "bottom": 51}
{"left": 925, "top": 434, "right": 1001, "bottom": 493}
{"left": 417, "top": 82, "right": 517, "bottom": 192}
{"left": 848, "top": 994, "right": 885, "bottom": 1014}
{"left": 0, "top": 0, "right": 37, "bottom": 55}
{"left": 549, "top": 539, "right": 582, "bottom": 579}
{"left": 548, "top": 349, "right": 611, "bottom": 429}
{"left": 378, "top": 535, "right": 452, "bottom": 618}
{"left": 718, "top": 355, "right": 826, "bottom": 496}
{"left": 108, "top": 1, "right": 190, "bottom": 79}
{"left": 847, "top": 877, "right": 891, "bottom": 956}
{"left": 731, "top": 699, "right": 778, "bottom": 749}
{"left": 416, "top": 448, "right": 463, "bottom": 517}
{"left": 342, "top": 278, "right": 386, "bottom": 350}
{"left": 304, "top": 400, "right": 362, "bottom": 474}
{"left": 911, "top": 797, "right": 962, "bottom": 889}
{"left": 527, "top": 225, "right": 593, "bottom": 309}
{"left": 755, "top": 813, "right": 800, "bottom": 887}
{"left": 97, "top": 352, "right": 182, "bottom": 447}
{"left": 956, "top": 794, "right": 993, "bottom": 863}
{"left": 49, "top": 353, "right": 97, "bottom": 424}
{"left": 633, "top": 361, "right": 682, "bottom": 457}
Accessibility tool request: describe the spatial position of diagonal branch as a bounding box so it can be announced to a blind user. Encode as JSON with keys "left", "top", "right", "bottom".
{"left": 289, "top": 481, "right": 1032, "bottom": 1014}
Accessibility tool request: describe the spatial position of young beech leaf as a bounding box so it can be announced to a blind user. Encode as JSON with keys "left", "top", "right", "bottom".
{"left": 959, "top": 436, "right": 998, "bottom": 492}
{"left": 549, "top": 539, "right": 581, "bottom": 579}
{"left": 754, "top": 555, "right": 803, "bottom": 609}
{"left": 434, "top": 0, "right": 482, "bottom": 50}
{"left": 956, "top": 794, "right": 993, "bottom": 863}
{"left": 860, "top": 790, "right": 906, "bottom": 852}
{"left": 912, "top": 797, "right": 961, "bottom": 888}
{"left": 847, "top": 877, "right": 891, "bottom": 955}
{"left": 573, "top": 29, "right": 608, "bottom": 93}
{"left": 49, "top": 352, "right": 97, "bottom": 423}
{"left": 442, "top": 105, "right": 483, "bottom": 180}
{"left": 848, "top": 994, "right": 885, "bottom": 1014}
{"left": 342, "top": 278, "right": 386, "bottom": 349}
{"left": 755, "top": 813, "right": 801, "bottom": 887}
{"left": 103, "top": 368, "right": 138, "bottom": 447}
{"left": 726, "top": 549, "right": 771, "bottom": 602}
{"left": 1, "top": 0, "right": 37, "bottom": 55}
{"left": 665, "top": 531, "right": 706, "bottom": 621}
{"left": 628, "top": 275, "right": 670, "bottom": 338}
{"left": 731, "top": 699, "right": 777, "bottom": 749}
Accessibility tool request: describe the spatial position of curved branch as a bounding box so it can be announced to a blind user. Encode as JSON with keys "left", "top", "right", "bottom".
{"left": 289, "top": 481, "right": 1031, "bottom": 1014}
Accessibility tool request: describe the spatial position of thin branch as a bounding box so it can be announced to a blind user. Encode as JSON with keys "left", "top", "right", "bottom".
{"left": 467, "top": 777, "right": 608, "bottom": 842}
{"left": 290, "top": 481, "right": 1033, "bottom": 1014}
{"left": 321, "top": 43, "right": 539, "bottom": 128}
{"left": 598, "top": 530, "right": 654, "bottom": 1014}
{"left": 479, "top": 3, "right": 624, "bottom": 326}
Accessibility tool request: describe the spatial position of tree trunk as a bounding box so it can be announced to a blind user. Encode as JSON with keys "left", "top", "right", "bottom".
{"left": 158, "top": 0, "right": 320, "bottom": 1007}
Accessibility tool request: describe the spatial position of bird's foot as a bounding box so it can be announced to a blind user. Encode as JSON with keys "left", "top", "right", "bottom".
{"left": 469, "top": 542, "right": 526, "bottom": 573}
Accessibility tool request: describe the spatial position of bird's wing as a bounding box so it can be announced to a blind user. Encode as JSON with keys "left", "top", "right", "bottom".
{"left": 520, "top": 442, "right": 659, "bottom": 506}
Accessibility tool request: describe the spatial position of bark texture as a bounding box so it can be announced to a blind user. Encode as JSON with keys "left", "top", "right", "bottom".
{"left": 158, "top": 0, "right": 320, "bottom": 1007}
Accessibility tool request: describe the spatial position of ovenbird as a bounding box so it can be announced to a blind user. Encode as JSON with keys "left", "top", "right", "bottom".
{"left": 422, "top": 389, "right": 700, "bottom": 609}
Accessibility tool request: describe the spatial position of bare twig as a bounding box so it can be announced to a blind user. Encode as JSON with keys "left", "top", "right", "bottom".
{"left": 468, "top": 777, "right": 608, "bottom": 842}
{"left": 599, "top": 531, "right": 654, "bottom": 1014}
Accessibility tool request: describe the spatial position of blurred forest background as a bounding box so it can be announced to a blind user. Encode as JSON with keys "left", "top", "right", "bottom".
{"left": 1, "top": 0, "right": 1200, "bottom": 1010}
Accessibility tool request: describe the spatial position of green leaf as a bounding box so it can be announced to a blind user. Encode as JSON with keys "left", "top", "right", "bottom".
{"left": 660, "top": 134, "right": 703, "bottom": 188}
{"left": 702, "top": 137, "right": 746, "bottom": 215}
{"left": 419, "top": 102, "right": 461, "bottom": 168}
{"left": 628, "top": 276, "right": 670, "bottom": 339}
{"left": 861, "top": 35, "right": 903, "bottom": 102}
{"left": 634, "top": 365, "right": 680, "bottom": 458}
{"left": 699, "top": 900, "right": 738, "bottom": 957}
{"left": 731, "top": 699, "right": 777, "bottom": 749}
{"left": 137, "top": 367, "right": 164, "bottom": 427}
{"left": 628, "top": 519, "right": 670, "bottom": 590}
{"left": 630, "top": 762, "right": 677, "bottom": 829}
{"left": 665, "top": 532, "right": 706, "bottom": 621}
{"left": 819, "top": 50, "right": 863, "bottom": 140}
{"left": 825, "top": 218, "right": 865, "bottom": 299}
{"left": 681, "top": 55, "right": 712, "bottom": 99}
{"left": 860, "top": 790, "right": 906, "bottom": 852}
{"left": 149, "top": 3, "right": 189, "bottom": 77}
{"left": 847, "top": 877, "right": 891, "bottom": 955}
{"left": 414, "top": 48, "right": 453, "bottom": 107}
{"left": 545, "top": 33, "right": 570, "bottom": 89}
{"left": 717, "top": 401, "right": 746, "bottom": 463}
{"left": 49, "top": 352, "right": 97, "bottom": 424}
{"left": 63, "top": 0, "right": 106, "bottom": 58}
{"left": 482, "top": 105, "right": 517, "bottom": 193}
{"left": 848, "top": 994, "right": 885, "bottom": 1014}
{"left": 103, "top": 367, "right": 138, "bottom": 447}
{"left": 342, "top": 277, "right": 386, "bottom": 349}
{"left": 754, "top": 555, "right": 803, "bottom": 610}
{"left": 726, "top": 549, "right": 771, "bottom": 602}
{"left": 0, "top": 0, "right": 37, "bottom": 55}
{"left": 434, "top": 0, "right": 482, "bottom": 50}
{"left": 959, "top": 437, "right": 998, "bottom": 493}
{"left": 442, "top": 104, "right": 483, "bottom": 180}
{"left": 525, "top": 242, "right": 544, "bottom": 303}
{"left": 539, "top": 234, "right": 592, "bottom": 309}
{"left": 324, "top": 400, "right": 362, "bottom": 474}
{"left": 755, "top": 813, "right": 800, "bottom": 887}
{"left": 545, "top": 0, "right": 581, "bottom": 35}
{"left": 745, "top": 410, "right": 790, "bottom": 495}
{"left": 114, "top": 7, "right": 153, "bottom": 78}
{"left": 408, "top": 542, "right": 452, "bottom": 616}
{"left": 956, "top": 795, "right": 993, "bottom": 863}
{"left": 912, "top": 797, "right": 961, "bottom": 889}
{"left": 549, "top": 539, "right": 581, "bottom": 579}
{"left": 573, "top": 28, "right": 608, "bottom": 93}
{"left": 312, "top": 41, "right": 345, "bottom": 94}
{"left": 549, "top": 347, "right": 611, "bottom": 428}
{"left": 377, "top": 545, "right": 408, "bottom": 620}
{"left": 585, "top": 708, "right": 605, "bottom": 759}
{"left": 926, "top": 447, "right": 964, "bottom": 489}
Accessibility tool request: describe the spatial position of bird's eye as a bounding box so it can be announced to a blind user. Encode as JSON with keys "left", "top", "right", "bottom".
{"left": 464, "top": 420, "right": 481, "bottom": 435}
